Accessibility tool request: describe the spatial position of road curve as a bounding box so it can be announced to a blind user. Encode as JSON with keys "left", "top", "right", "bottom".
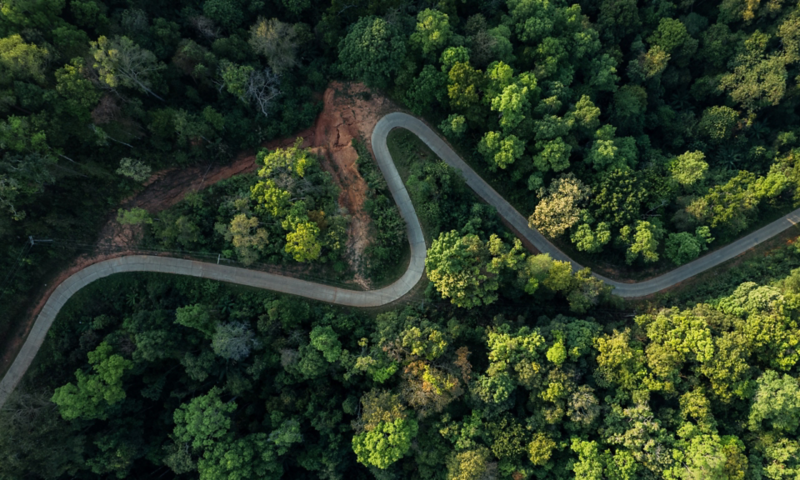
{"left": 2, "top": 111, "right": 800, "bottom": 408}
{"left": 380, "top": 112, "right": 800, "bottom": 297}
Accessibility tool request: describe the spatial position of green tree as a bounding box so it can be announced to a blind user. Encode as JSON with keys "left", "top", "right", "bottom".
{"left": 748, "top": 370, "right": 800, "bottom": 433}
{"left": 620, "top": 220, "right": 664, "bottom": 265}
{"left": 173, "top": 386, "right": 236, "bottom": 450}
{"left": 202, "top": 0, "right": 243, "bottom": 30}
{"left": 664, "top": 227, "right": 714, "bottom": 265}
{"left": 198, "top": 433, "right": 283, "bottom": 480}
{"left": 53, "top": 58, "right": 101, "bottom": 122}
{"left": 51, "top": 342, "right": 133, "bottom": 421}
{"left": 719, "top": 31, "right": 790, "bottom": 112}
{"left": 447, "top": 61, "right": 484, "bottom": 113}
{"left": 0, "top": 34, "right": 49, "bottom": 85}
{"left": 405, "top": 64, "right": 447, "bottom": 116}
{"left": 70, "top": 0, "right": 109, "bottom": 29}
{"left": 529, "top": 432, "right": 556, "bottom": 466}
{"left": 594, "top": 329, "right": 648, "bottom": 392}
{"left": 592, "top": 168, "right": 647, "bottom": 228}
{"left": 0, "top": 151, "right": 55, "bottom": 220}
{"left": 477, "top": 131, "right": 525, "bottom": 170}
{"left": 90, "top": 36, "right": 166, "bottom": 100}
{"left": 310, "top": 325, "right": 343, "bottom": 363}
{"left": 216, "top": 213, "right": 269, "bottom": 266}
{"left": 670, "top": 151, "right": 708, "bottom": 187}
{"left": 647, "top": 18, "right": 698, "bottom": 65}
{"left": 352, "top": 417, "right": 419, "bottom": 469}
{"left": 250, "top": 138, "right": 317, "bottom": 217}
{"left": 571, "top": 222, "right": 611, "bottom": 253}
{"left": 588, "top": 53, "right": 620, "bottom": 92}
{"left": 665, "top": 434, "right": 747, "bottom": 480}
{"left": 268, "top": 418, "right": 303, "bottom": 455}
{"left": 175, "top": 303, "right": 216, "bottom": 337}
{"left": 533, "top": 137, "right": 572, "bottom": 172}
{"left": 585, "top": 125, "right": 638, "bottom": 171}
{"left": 155, "top": 213, "right": 201, "bottom": 249}
{"left": 491, "top": 82, "right": 531, "bottom": 132}
{"left": 439, "top": 113, "right": 467, "bottom": 138}
{"left": 687, "top": 171, "right": 759, "bottom": 234}
{"left": 116, "top": 207, "right": 151, "bottom": 226}
{"left": 698, "top": 106, "right": 739, "bottom": 142}
{"left": 0, "top": 0, "right": 65, "bottom": 30}
{"left": 410, "top": 9, "right": 453, "bottom": 59}
{"left": 212, "top": 321, "right": 259, "bottom": 361}
{"left": 426, "top": 231, "right": 500, "bottom": 308}
{"left": 337, "top": 16, "right": 407, "bottom": 89}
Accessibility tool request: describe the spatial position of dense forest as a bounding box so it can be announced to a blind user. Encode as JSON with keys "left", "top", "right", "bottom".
{"left": 3, "top": 0, "right": 800, "bottom": 479}
{"left": 4, "top": 244, "right": 800, "bottom": 480}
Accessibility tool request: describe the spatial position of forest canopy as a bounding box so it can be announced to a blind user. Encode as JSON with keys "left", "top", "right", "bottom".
{"left": 3, "top": 0, "right": 800, "bottom": 479}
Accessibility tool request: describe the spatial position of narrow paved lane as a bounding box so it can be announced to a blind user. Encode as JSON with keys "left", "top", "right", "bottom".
{"left": 380, "top": 112, "right": 800, "bottom": 297}
{"left": 2, "top": 111, "right": 799, "bottom": 408}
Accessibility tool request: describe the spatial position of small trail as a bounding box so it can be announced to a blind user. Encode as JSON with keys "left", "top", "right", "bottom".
{"left": 3, "top": 112, "right": 800, "bottom": 409}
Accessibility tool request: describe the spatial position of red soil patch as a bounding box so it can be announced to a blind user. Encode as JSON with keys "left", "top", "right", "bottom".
{"left": 0, "top": 82, "right": 395, "bottom": 379}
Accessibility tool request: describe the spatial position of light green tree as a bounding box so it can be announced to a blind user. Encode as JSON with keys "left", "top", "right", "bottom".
{"left": 620, "top": 220, "right": 664, "bottom": 265}
{"left": 670, "top": 151, "right": 708, "bottom": 187}
{"left": 426, "top": 231, "right": 499, "bottom": 308}
{"left": 439, "top": 114, "right": 467, "bottom": 138}
{"left": 284, "top": 220, "right": 321, "bottom": 262}
{"left": 748, "top": 370, "right": 800, "bottom": 433}
{"left": 0, "top": 34, "right": 50, "bottom": 85}
{"left": 51, "top": 342, "right": 133, "bottom": 421}
{"left": 175, "top": 303, "right": 216, "bottom": 337}
{"left": 173, "top": 386, "right": 236, "bottom": 450}
{"left": 90, "top": 36, "right": 165, "bottom": 100}
{"left": 477, "top": 131, "right": 525, "bottom": 170}
{"left": 533, "top": 137, "right": 571, "bottom": 172}
{"left": 490, "top": 83, "right": 531, "bottom": 132}
{"left": 410, "top": 9, "right": 453, "bottom": 59}
{"left": 116, "top": 158, "right": 151, "bottom": 182}
{"left": 446, "top": 446, "right": 493, "bottom": 480}
{"left": 571, "top": 222, "right": 611, "bottom": 253}
{"left": 352, "top": 417, "right": 419, "bottom": 469}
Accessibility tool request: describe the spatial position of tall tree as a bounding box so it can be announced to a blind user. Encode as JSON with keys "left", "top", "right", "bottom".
{"left": 531, "top": 174, "right": 590, "bottom": 237}
{"left": 90, "top": 36, "right": 166, "bottom": 100}
{"left": 337, "top": 16, "right": 407, "bottom": 89}
{"left": 248, "top": 18, "right": 299, "bottom": 75}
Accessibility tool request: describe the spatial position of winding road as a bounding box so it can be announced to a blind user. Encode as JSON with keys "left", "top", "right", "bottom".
{"left": 2, "top": 111, "right": 800, "bottom": 408}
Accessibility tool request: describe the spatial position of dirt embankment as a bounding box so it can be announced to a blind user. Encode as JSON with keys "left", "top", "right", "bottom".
{"left": 0, "top": 82, "right": 394, "bottom": 378}
{"left": 101, "top": 82, "right": 394, "bottom": 279}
